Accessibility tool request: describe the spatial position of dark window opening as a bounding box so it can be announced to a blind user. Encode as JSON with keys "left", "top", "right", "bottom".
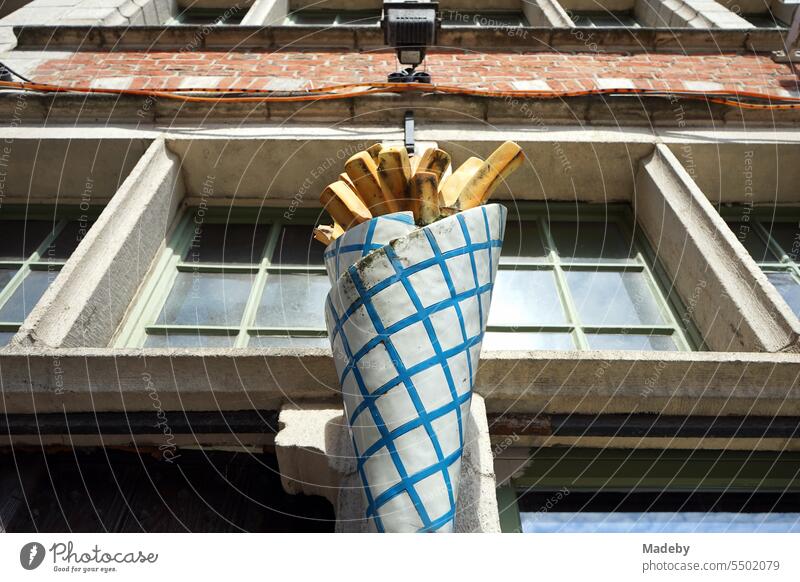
{"left": 0, "top": 449, "right": 335, "bottom": 532}
{"left": 742, "top": 13, "right": 787, "bottom": 28}
{"left": 175, "top": 7, "right": 245, "bottom": 25}
{"left": 571, "top": 11, "right": 642, "bottom": 27}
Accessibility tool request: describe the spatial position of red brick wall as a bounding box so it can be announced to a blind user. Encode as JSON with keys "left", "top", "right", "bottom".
{"left": 30, "top": 49, "right": 799, "bottom": 96}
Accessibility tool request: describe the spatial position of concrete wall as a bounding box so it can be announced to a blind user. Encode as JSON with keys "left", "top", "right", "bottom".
{"left": 14, "top": 138, "right": 185, "bottom": 348}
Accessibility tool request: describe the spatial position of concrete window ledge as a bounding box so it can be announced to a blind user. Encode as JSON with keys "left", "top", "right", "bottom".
{"left": 274, "top": 395, "right": 501, "bottom": 533}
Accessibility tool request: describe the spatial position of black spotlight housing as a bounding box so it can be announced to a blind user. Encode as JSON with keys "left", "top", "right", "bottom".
{"left": 382, "top": 1, "right": 439, "bottom": 82}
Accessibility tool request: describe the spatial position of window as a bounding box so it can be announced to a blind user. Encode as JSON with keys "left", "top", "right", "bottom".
{"left": 498, "top": 449, "right": 800, "bottom": 533}
{"left": 571, "top": 10, "right": 642, "bottom": 27}
{"left": 0, "top": 210, "right": 94, "bottom": 346}
{"left": 172, "top": 7, "right": 245, "bottom": 25}
{"left": 117, "top": 209, "right": 330, "bottom": 348}
{"left": 484, "top": 205, "right": 694, "bottom": 351}
{"left": 741, "top": 13, "right": 787, "bottom": 27}
{"left": 722, "top": 209, "right": 800, "bottom": 317}
{"left": 284, "top": 10, "right": 381, "bottom": 26}
{"left": 440, "top": 11, "right": 529, "bottom": 27}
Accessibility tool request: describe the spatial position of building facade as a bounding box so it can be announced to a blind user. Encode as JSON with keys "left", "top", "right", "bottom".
{"left": 0, "top": 0, "right": 799, "bottom": 532}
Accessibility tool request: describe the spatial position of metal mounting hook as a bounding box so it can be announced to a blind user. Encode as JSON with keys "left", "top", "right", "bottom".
{"left": 404, "top": 110, "right": 415, "bottom": 156}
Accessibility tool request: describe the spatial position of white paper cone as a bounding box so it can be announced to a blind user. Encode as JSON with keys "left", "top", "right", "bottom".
{"left": 324, "top": 204, "right": 507, "bottom": 532}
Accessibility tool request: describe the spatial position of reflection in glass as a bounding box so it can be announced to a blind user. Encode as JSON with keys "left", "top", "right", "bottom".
{"left": 566, "top": 270, "right": 664, "bottom": 326}
{"left": 183, "top": 223, "right": 269, "bottom": 264}
{"left": 489, "top": 270, "right": 566, "bottom": 326}
{"left": 500, "top": 221, "right": 548, "bottom": 262}
{"left": 766, "top": 272, "right": 800, "bottom": 316}
{"left": 256, "top": 272, "right": 330, "bottom": 328}
{"left": 0, "top": 270, "right": 56, "bottom": 322}
{"left": 156, "top": 272, "right": 253, "bottom": 326}
{"left": 551, "top": 221, "right": 635, "bottom": 263}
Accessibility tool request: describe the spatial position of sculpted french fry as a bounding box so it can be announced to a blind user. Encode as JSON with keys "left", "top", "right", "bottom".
{"left": 377, "top": 146, "right": 412, "bottom": 211}
{"left": 409, "top": 171, "right": 440, "bottom": 225}
{"left": 313, "top": 223, "right": 346, "bottom": 246}
{"left": 345, "top": 152, "right": 397, "bottom": 216}
{"left": 438, "top": 157, "right": 483, "bottom": 208}
{"left": 366, "top": 143, "right": 383, "bottom": 165}
{"left": 340, "top": 172, "right": 357, "bottom": 192}
{"left": 313, "top": 225, "right": 334, "bottom": 246}
{"left": 319, "top": 181, "right": 372, "bottom": 229}
{"left": 414, "top": 148, "right": 451, "bottom": 183}
{"left": 455, "top": 142, "right": 524, "bottom": 210}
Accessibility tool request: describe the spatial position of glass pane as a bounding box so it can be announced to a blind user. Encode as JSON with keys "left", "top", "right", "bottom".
{"left": 766, "top": 272, "right": 800, "bottom": 316}
{"left": 0, "top": 267, "right": 18, "bottom": 293}
{"left": 339, "top": 10, "right": 381, "bottom": 25}
{"left": 179, "top": 8, "right": 243, "bottom": 24}
{"left": 44, "top": 221, "right": 91, "bottom": 260}
{"left": 743, "top": 14, "right": 787, "bottom": 28}
{"left": 249, "top": 335, "right": 330, "bottom": 348}
{"left": 0, "top": 220, "right": 53, "bottom": 260}
{"left": 566, "top": 270, "right": 665, "bottom": 325}
{"left": 184, "top": 223, "right": 269, "bottom": 264}
{"left": 288, "top": 11, "right": 337, "bottom": 25}
{"left": 586, "top": 333, "right": 678, "bottom": 351}
{"left": 572, "top": 11, "right": 640, "bottom": 27}
{"left": 501, "top": 221, "right": 548, "bottom": 262}
{"left": 550, "top": 221, "right": 635, "bottom": 263}
{"left": 489, "top": 270, "right": 566, "bottom": 326}
{"left": 271, "top": 225, "right": 325, "bottom": 266}
{"left": 521, "top": 512, "right": 800, "bottom": 533}
{"left": 483, "top": 331, "right": 573, "bottom": 350}
{"left": 727, "top": 221, "right": 777, "bottom": 262}
{"left": 156, "top": 272, "right": 253, "bottom": 326}
{"left": 255, "top": 272, "right": 329, "bottom": 328}
{"left": 0, "top": 330, "right": 15, "bottom": 346}
{"left": 0, "top": 270, "right": 56, "bottom": 322}
{"left": 144, "top": 333, "right": 234, "bottom": 348}
{"left": 765, "top": 222, "right": 800, "bottom": 262}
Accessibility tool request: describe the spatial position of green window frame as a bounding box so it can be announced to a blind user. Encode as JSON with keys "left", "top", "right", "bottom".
{"left": 0, "top": 206, "right": 98, "bottom": 346}
{"left": 488, "top": 203, "right": 697, "bottom": 351}
{"left": 497, "top": 448, "right": 800, "bottom": 533}
{"left": 115, "top": 207, "right": 329, "bottom": 348}
{"left": 720, "top": 206, "right": 800, "bottom": 317}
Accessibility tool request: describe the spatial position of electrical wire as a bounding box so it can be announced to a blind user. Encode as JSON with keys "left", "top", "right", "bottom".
{"left": 0, "top": 61, "right": 32, "bottom": 83}
{"left": 1, "top": 79, "right": 800, "bottom": 110}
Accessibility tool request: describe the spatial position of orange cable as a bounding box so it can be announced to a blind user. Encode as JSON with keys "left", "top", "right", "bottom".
{"left": 2, "top": 79, "right": 800, "bottom": 110}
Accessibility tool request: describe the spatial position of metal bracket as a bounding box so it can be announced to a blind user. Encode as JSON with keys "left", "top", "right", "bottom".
{"left": 404, "top": 110, "right": 415, "bottom": 156}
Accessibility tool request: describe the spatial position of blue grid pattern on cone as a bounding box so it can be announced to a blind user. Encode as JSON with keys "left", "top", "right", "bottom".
{"left": 324, "top": 204, "right": 506, "bottom": 532}
{"left": 324, "top": 212, "right": 416, "bottom": 285}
